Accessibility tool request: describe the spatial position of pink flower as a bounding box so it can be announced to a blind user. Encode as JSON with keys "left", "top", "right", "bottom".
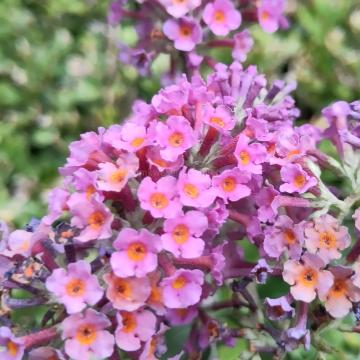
{"left": 71, "top": 168, "right": 98, "bottom": 200}
{"left": 28, "top": 347, "right": 65, "bottom": 360}
{"left": 280, "top": 163, "right": 317, "bottom": 194}
{"left": 353, "top": 208, "right": 360, "bottom": 231}
{"left": 97, "top": 153, "right": 138, "bottom": 192}
{"left": 234, "top": 134, "right": 267, "bottom": 174}
{"left": 46, "top": 260, "right": 103, "bottom": 314}
{"left": 110, "top": 228, "right": 162, "bottom": 277}
{"left": 61, "top": 309, "right": 114, "bottom": 360}
{"left": 177, "top": 168, "right": 216, "bottom": 208}
{"left": 43, "top": 187, "right": 70, "bottom": 225}
{"left": 264, "top": 215, "right": 304, "bottom": 260}
{"left": 150, "top": 116, "right": 197, "bottom": 161}
{"left": 165, "top": 306, "right": 199, "bottom": 326}
{"left": 318, "top": 266, "right": 360, "bottom": 318}
{"left": 0, "top": 327, "right": 24, "bottom": 360}
{"left": 6, "top": 229, "right": 34, "bottom": 257}
{"left": 115, "top": 310, "right": 157, "bottom": 351}
{"left": 255, "top": 185, "right": 279, "bottom": 223}
{"left": 212, "top": 168, "right": 251, "bottom": 203}
{"left": 304, "top": 214, "right": 351, "bottom": 263}
{"left": 202, "top": 103, "right": 235, "bottom": 132}
{"left": 68, "top": 193, "right": 113, "bottom": 242}
{"left": 159, "top": 0, "right": 201, "bottom": 18}
{"left": 203, "top": 0, "right": 241, "bottom": 36}
{"left": 161, "top": 210, "right": 208, "bottom": 258}
{"left": 104, "top": 123, "right": 150, "bottom": 152}
{"left": 264, "top": 296, "right": 294, "bottom": 320}
{"left": 283, "top": 253, "right": 334, "bottom": 303}
{"left": 258, "top": 0, "right": 286, "bottom": 33}
{"left": 160, "top": 269, "right": 204, "bottom": 308}
{"left": 232, "top": 30, "right": 253, "bottom": 62}
{"left": 163, "top": 17, "right": 202, "bottom": 51}
{"left": 138, "top": 176, "right": 182, "bottom": 218}
{"left": 103, "top": 272, "right": 151, "bottom": 311}
{"left": 146, "top": 146, "right": 184, "bottom": 172}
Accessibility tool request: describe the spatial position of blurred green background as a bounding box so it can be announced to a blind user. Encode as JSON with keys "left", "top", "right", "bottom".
{"left": 1, "top": 0, "right": 360, "bottom": 358}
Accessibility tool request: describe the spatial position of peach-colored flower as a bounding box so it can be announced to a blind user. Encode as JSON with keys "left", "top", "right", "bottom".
{"left": 283, "top": 253, "right": 333, "bottom": 303}
{"left": 319, "top": 266, "right": 360, "bottom": 318}
{"left": 304, "top": 214, "right": 350, "bottom": 263}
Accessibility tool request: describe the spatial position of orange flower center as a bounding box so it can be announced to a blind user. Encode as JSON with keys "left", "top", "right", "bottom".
{"left": 130, "top": 137, "right": 145, "bottom": 148}
{"left": 299, "top": 268, "right": 318, "bottom": 287}
{"left": 168, "top": 131, "right": 185, "bottom": 147}
{"left": 221, "top": 176, "right": 237, "bottom": 192}
{"left": 109, "top": 169, "right": 127, "bottom": 183}
{"left": 88, "top": 211, "right": 105, "bottom": 230}
{"left": 283, "top": 229, "right": 296, "bottom": 244}
{"left": 86, "top": 185, "right": 96, "bottom": 200}
{"left": 127, "top": 242, "right": 147, "bottom": 261}
{"left": 260, "top": 10, "right": 270, "bottom": 21}
{"left": 113, "top": 278, "right": 132, "bottom": 298}
{"left": 179, "top": 25, "right": 191, "bottom": 37}
{"left": 183, "top": 183, "right": 199, "bottom": 198}
{"left": 120, "top": 311, "right": 137, "bottom": 333}
{"left": 214, "top": 10, "right": 225, "bottom": 23}
{"left": 149, "top": 286, "right": 162, "bottom": 303}
{"left": 239, "top": 151, "right": 250, "bottom": 165}
{"left": 329, "top": 279, "right": 348, "bottom": 298}
{"left": 210, "top": 117, "right": 225, "bottom": 128}
{"left": 150, "top": 192, "right": 169, "bottom": 209}
{"left": 172, "top": 275, "right": 187, "bottom": 289}
{"left": 7, "top": 341, "right": 18, "bottom": 356}
{"left": 287, "top": 149, "right": 301, "bottom": 158}
{"left": 65, "top": 278, "right": 86, "bottom": 297}
{"left": 294, "top": 174, "right": 306, "bottom": 188}
{"left": 153, "top": 158, "right": 170, "bottom": 168}
{"left": 319, "top": 231, "right": 337, "bottom": 249}
{"left": 172, "top": 224, "right": 190, "bottom": 244}
{"left": 75, "top": 324, "right": 97, "bottom": 345}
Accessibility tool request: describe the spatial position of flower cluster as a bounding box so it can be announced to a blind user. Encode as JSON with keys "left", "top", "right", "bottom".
{"left": 109, "top": 0, "right": 288, "bottom": 76}
{"left": 2, "top": 62, "right": 360, "bottom": 358}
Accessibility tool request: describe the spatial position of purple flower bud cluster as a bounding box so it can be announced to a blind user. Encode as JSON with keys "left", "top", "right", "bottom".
{"left": 2, "top": 61, "right": 360, "bottom": 358}
{"left": 109, "top": 0, "right": 288, "bottom": 76}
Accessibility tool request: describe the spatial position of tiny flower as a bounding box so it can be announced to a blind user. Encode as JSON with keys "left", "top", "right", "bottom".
{"left": 138, "top": 176, "right": 182, "bottom": 218}
{"left": 258, "top": 0, "right": 286, "bottom": 33}
{"left": 6, "top": 229, "right": 34, "bottom": 257}
{"left": 202, "top": 104, "right": 235, "bottom": 132}
{"left": 280, "top": 163, "right": 317, "bottom": 194}
{"left": 103, "top": 273, "right": 151, "bottom": 311}
{"left": 29, "top": 347, "right": 65, "bottom": 360}
{"left": 147, "top": 272, "right": 166, "bottom": 315}
{"left": 160, "top": 269, "right": 204, "bottom": 308}
{"left": 232, "top": 30, "right": 253, "bottom": 62}
{"left": 283, "top": 253, "right": 333, "bottom": 303}
{"left": 97, "top": 153, "right": 138, "bottom": 192}
{"left": 234, "top": 134, "right": 267, "bottom": 174}
{"left": 71, "top": 168, "right": 98, "bottom": 200}
{"left": 203, "top": 0, "right": 242, "bottom": 36}
{"left": 318, "top": 266, "right": 360, "bottom": 318}
{"left": 43, "top": 187, "right": 70, "bottom": 225}
{"left": 212, "top": 168, "right": 251, "bottom": 203}
{"left": 264, "top": 215, "right": 304, "bottom": 260}
{"left": 161, "top": 210, "right": 208, "bottom": 258}
{"left": 264, "top": 296, "right": 295, "bottom": 320}
{"left": 146, "top": 146, "right": 184, "bottom": 172}
{"left": 104, "top": 123, "right": 150, "bottom": 152}
{"left": 115, "top": 310, "right": 157, "bottom": 352}
{"left": 163, "top": 17, "right": 202, "bottom": 51}
{"left": 177, "top": 167, "right": 216, "bottom": 208}
{"left": 46, "top": 260, "right": 103, "bottom": 314}
{"left": 68, "top": 193, "right": 113, "bottom": 242}
{"left": 159, "top": 0, "right": 201, "bottom": 18}
{"left": 304, "top": 214, "right": 351, "bottom": 263}
{"left": 0, "top": 327, "right": 24, "bottom": 360}
{"left": 110, "top": 228, "right": 162, "bottom": 278}
{"left": 151, "top": 116, "right": 197, "bottom": 161}
{"left": 255, "top": 185, "right": 279, "bottom": 223}
{"left": 62, "top": 309, "right": 114, "bottom": 360}
{"left": 165, "top": 306, "right": 199, "bottom": 326}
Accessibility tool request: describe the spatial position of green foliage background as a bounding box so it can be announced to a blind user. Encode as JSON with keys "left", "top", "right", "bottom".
{"left": 1, "top": 0, "right": 360, "bottom": 358}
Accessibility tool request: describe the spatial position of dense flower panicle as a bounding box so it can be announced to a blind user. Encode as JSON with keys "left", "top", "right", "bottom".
{"left": 3, "top": 60, "right": 360, "bottom": 358}
{"left": 109, "top": 0, "right": 288, "bottom": 77}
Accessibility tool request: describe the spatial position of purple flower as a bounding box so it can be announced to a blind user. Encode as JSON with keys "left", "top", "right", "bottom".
{"left": 43, "top": 187, "right": 70, "bottom": 225}
{"left": 159, "top": 0, "right": 201, "bottom": 18}
{"left": 280, "top": 163, "right": 317, "bottom": 194}
{"left": 46, "top": 260, "right": 103, "bottom": 314}
{"left": 163, "top": 17, "right": 202, "bottom": 51}
{"left": 255, "top": 185, "right": 279, "bottom": 223}
{"left": 264, "top": 296, "right": 295, "bottom": 320}
{"left": 258, "top": 0, "right": 286, "bottom": 33}
{"left": 232, "top": 30, "right": 254, "bottom": 62}
{"left": 160, "top": 269, "right": 204, "bottom": 308}
{"left": 202, "top": 103, "right": 235, "bottom": 132}
{"left": 203, "top": 0, "right": 241, "bottom": 36}
{"left": 0, "top": 327, "right": 24, "bottom": 360}
{"left": 110, "top": 228, "right": 162, "bottom": 278}
{"left": 61, "top": 309, "right": 114, "bottom": 360}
